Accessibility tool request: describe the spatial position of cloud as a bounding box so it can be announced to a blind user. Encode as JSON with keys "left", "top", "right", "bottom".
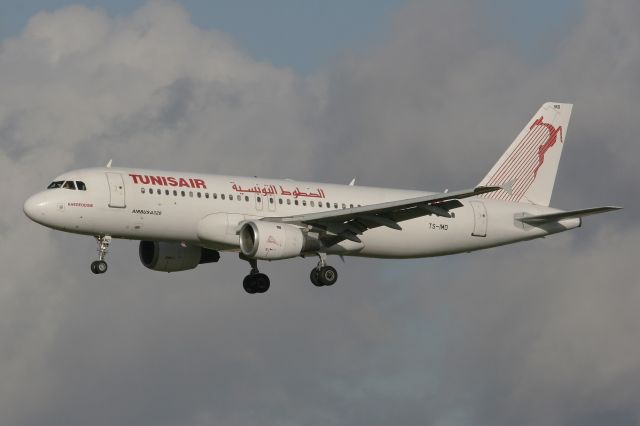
{"left": 0, "top": 0, "right": 637, "bottom": 425}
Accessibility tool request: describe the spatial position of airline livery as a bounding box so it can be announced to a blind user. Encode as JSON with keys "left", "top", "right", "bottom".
{"left": 24, "top": 103, "right": 620, "bottom": 293}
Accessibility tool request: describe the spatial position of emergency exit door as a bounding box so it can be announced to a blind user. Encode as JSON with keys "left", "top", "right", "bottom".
{"left": 106, "top": 173, "right": 126, "bottom": 208}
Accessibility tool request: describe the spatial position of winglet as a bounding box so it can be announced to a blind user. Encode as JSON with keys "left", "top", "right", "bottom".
{"left": 106, "top": 159, "right": 113, "bottom": 168}
{"left": 348, "top": 178, "right": 356, "bottom": 186}
{"left": 500, "top": 179, "right": 516, "bottom": 195}
{"left": 474, "top": 186, "right": 502, "bottom": 196}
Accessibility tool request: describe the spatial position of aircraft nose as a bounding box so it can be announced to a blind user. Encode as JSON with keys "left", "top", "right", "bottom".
{"left": 23, "top": 192, "right": 50, "bottom": 223}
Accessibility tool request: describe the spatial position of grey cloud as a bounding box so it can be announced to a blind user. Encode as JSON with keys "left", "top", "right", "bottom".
{"left": 0, "top": 1, "right": 638, "bottom": 425}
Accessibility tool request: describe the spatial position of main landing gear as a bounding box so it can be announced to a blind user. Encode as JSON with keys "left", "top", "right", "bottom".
{"left": 90, "top": 235, "right": 111, "bottom": 275}
{"left": 238, "top": 253, "right": 338, "bottom": 294}
{"left": 240, "top": 254, "right": 270, "bottom": 294}
{"left": 310, "top": 253, "right": 338, "bottom": 287}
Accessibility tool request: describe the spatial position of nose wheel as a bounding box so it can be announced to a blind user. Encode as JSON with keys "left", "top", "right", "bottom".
{"left": 91, "top": 235, "right": 111, "bottom": 275}
{"left": 91, "top": 260, "right": 108, "bottom": 274}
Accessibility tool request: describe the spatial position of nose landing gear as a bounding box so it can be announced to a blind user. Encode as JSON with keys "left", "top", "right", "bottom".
{"left": 90, "top": 235, "right": 111, "bottom": 275}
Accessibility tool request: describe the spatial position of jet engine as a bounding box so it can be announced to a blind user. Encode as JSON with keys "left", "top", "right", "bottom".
{"left": 238, "top": 221, "right": 320, "bottom": 260}
{"left": 139, "top": 241, "right": 220, "bottom": 272}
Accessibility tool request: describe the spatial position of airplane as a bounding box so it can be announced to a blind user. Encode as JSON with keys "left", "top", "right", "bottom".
{"left": 23, "top": 102, "right": 621, "bottom": 294}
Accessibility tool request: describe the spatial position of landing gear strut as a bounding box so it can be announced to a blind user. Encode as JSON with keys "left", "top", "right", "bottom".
{"left": 90, "top": 235, "right": 111, "bottom": 274}
{"left": 310, "top": 252, "right": 338, "bottom": 287}
{"left": 240, "top": 254, "right": 270, "bottom": 294}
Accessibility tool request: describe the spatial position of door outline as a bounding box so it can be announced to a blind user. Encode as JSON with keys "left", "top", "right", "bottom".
{"left": 470, "top": 201, "right": 487, "bottom": 237}
{"left": 254, "top": 195, "right": 263, "bottom": 211}
{"left": 267, "top": 196, "right": 276, "bottom": 212}
{"left": 106, "top": 172, "right": 126, "bottom": 208}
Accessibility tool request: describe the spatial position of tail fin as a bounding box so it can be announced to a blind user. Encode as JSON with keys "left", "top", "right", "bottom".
{"left": 478, "top": 102, "right": 572, "bottom": 206}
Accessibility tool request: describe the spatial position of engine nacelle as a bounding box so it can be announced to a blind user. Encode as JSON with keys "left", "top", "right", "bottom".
{"left": 139, "top": 241, "right": 220, "bottom": 272}
{"left": 239, "top": 221, "right": 319, "bottom": 260}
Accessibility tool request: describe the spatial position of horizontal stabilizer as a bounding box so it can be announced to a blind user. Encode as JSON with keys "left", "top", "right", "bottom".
{"left": 518, "top": 206, "right": 622, "bottom": 224}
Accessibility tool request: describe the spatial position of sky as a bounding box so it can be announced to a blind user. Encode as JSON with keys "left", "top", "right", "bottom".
{"left": 1, "top": 1, "right": 639, "bottom": 425}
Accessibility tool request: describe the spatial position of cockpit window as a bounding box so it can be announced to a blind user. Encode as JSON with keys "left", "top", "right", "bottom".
{"left": 47, "top": 181, "right": 63, "bottom": 189}
{"left": 62, "top": 181, "right": 76, "bottom": 190}
{"left": 76, "top": 181, "right": 87, "bottom": 191}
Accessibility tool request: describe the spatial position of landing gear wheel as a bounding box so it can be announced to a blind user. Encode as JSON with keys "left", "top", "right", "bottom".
{"left": 243, "top": 273, "right": 270, "bottom": 294}
{"left": 254, "top": 273, "right": 270, "bottom": 293}
{"left": 310, "top": 268, "right": 323, "bottom": 287}
{"left": 239, "top": 254, "right": 270, "bottom": 294}
{"left": 243, "top": 275, "right": 257, "bottom": 294}
{"left": 91, "top": 235, "right": 111, "bottom": 275}
{"left": 318, "top": 266, "right": 338, "bottom": 286}
{"left": 91, "top": 260, "right": 108, "bottom": 274}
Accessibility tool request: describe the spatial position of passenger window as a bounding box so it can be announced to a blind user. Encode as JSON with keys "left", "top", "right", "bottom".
{"left": 237, "top": 195, "right": 241, "bottom": 201}
{"left": 334, "top": 203, "right": 338, "bottom": 209}
{"left": 287, "top": 199, "right": 291, "bottom": 205}
{"left": 318, "top": 201, "right": 322, "bottom": 207}
{"left": 221, "top": 194, "right": 225, "bottom": 200}
{"left": 165, "top": 189, "right": 170, "bottom": 195}
{"left": 47, "top": 181, "right": 64, "bottom": 189}
{"left": 229, "top": 194, "right": 233, "bottom": 201}
{"left": 302, "top": 200, "right": 307, "bottom": 206}
{"left": 310, "top": 201, "right": 315, "bottom": 207}
{"left": 149, "top": 188, "right": 154, "bottom": 194}
{"left": 213, "top": 193, "right": 218, "bottom": 199}
{"left": 76, "top": 181, "right": 87, "bottom": 191}
{"left": 269, "top": 198, "right": 274, "bottom": 204}
{"left": 278, "top": 198, "right": 283, "bottom": 205}
{"left": 294, "top": 200, "right": 299, "bottom": 206}
{"left": 350, "top": 204, "right": 354, "bottom": 208}
{"left": 173, "top": 190, "right": 178, "bottom": 196}
{"left": 257, "top": 196, "right": 261, "bottom": 202}
{"left": 342, "top": 203, "right": 346, "bottom": 209}
{"left": 181, "top": 191, "right": 185, "bottom": 197}
{"left": 189, "top": 191, "right": 193, "bottom": 198}
{"left": 205, "top": 193, "right": 209, "bottom": 199}
{"left": 63, "top": 181, "right": 76, "bottom": 190}
{"left": 141, "top": 188, "right": 146, "bottom": 194}
{"left": 197, "top": 192, "right": 201, "bottom": 198}
{"left": 245, "top": 196, "right": 249, "bottom": 202}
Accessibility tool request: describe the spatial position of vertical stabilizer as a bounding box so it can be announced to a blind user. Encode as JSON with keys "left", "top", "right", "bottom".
{"left": 478, "top": 102, "right": 572, "bottom": 206}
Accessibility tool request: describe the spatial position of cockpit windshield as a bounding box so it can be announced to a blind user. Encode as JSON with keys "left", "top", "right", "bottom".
{"left": 47, "top": 180, "right": 87, "bottom": 190}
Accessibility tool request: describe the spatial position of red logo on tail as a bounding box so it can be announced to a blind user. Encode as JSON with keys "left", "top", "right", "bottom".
{"left": 483, "top": 115, "right": 564, "bottom": 202}
{"left": 531, "top": 117, "right": 563, "bottom": 177}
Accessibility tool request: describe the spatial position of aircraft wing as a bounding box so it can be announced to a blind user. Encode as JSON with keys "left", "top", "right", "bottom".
{"left": 517, "top": 206, "right": 622, "bottom": 225}
{"left": 264, "top": 186, "right": 501, "bottom": 245}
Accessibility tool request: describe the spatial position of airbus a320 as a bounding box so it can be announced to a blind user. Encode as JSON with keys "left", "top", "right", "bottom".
{"left": 24, "top": 103, "right": 621, "bottom": 293}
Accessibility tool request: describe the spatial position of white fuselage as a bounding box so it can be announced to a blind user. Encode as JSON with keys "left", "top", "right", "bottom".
{"left": 24, "top": 167, "right": 580, "bottom": 259}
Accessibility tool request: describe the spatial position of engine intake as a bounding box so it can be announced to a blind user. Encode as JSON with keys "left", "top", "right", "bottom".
{"left": 139, "top": 241, "right": 220, "bottom": 272}
{"left": 239, "top": 221, "right": 319, "bottom": 260}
